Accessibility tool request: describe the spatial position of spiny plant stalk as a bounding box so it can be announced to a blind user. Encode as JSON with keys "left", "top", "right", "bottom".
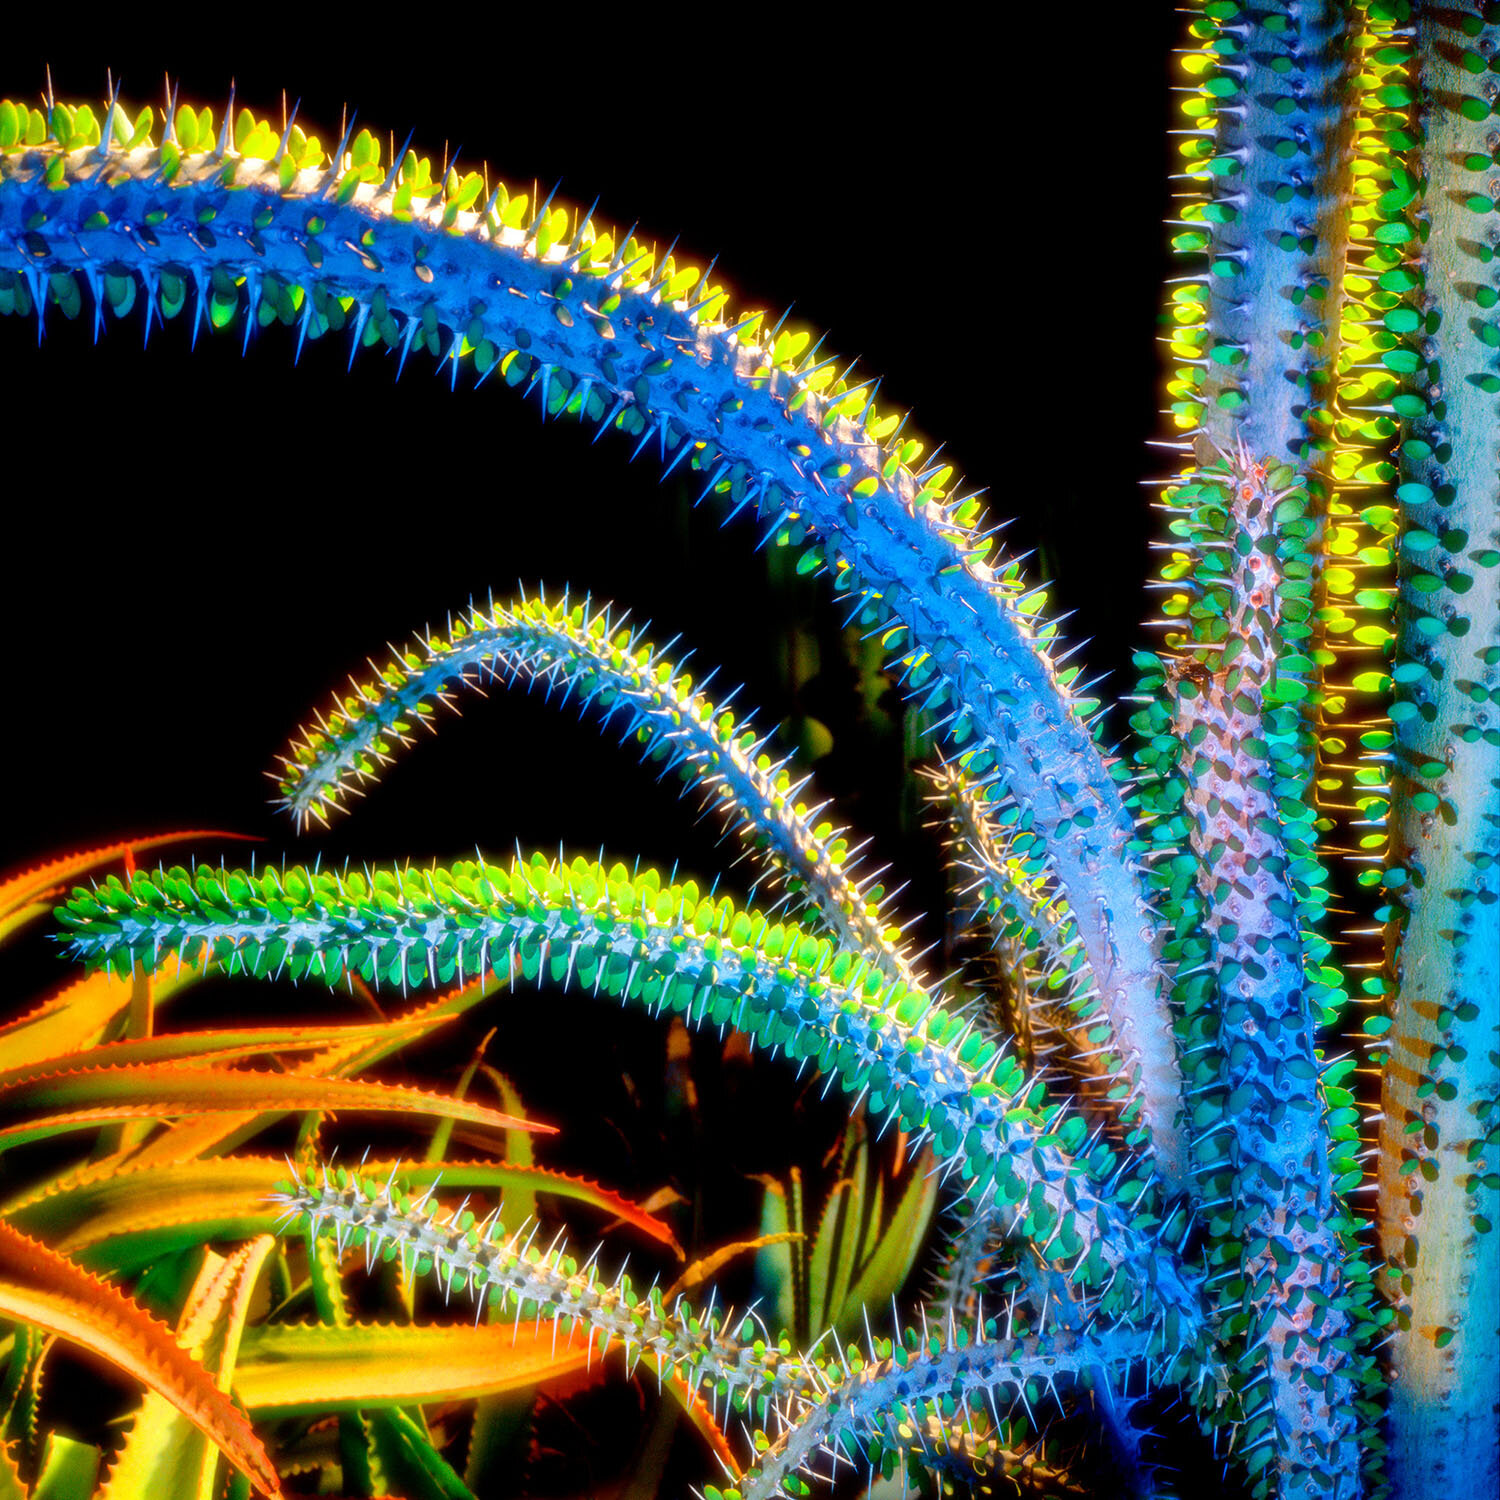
{"left": 268, "top": 1155, "right": 1172, "bottom": 1500}
{"left": 0, "top": 64, "right": 1189, "bottom": 1191}
{"left": 53, "top": 851, "right": 1208, "bottom": 1334}
{"left": 1165, "top": 441, "right": 1369, "bottom": 1489}
{"left": 1368, "top": 8, "right": 1500, "bottom": 1489}
{"left": 271, "top": 587, "right": 927, "bottom": 988}
{"left": 1, "top": 2, "right": 1497, "bottom": 1495}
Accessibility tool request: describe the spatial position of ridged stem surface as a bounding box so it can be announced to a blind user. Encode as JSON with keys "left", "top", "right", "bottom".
{"left": 1170, "top": 445, "right": 1365, "bottom": 1499}
{"left": 1374, "top": 9, "right": 1500, "bottom": 1494}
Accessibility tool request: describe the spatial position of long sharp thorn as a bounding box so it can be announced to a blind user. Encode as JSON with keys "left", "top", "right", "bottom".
{"left": 377, "top": 127, "right": 415, "bottom": 197}
{"left": 527, "top": 179, "right": 561, "bottom": 242}
{"left": 213, "top": 81, "right": 236, "bottom": 159}
{"left": 347, "top": 300, "right": 370, "bottom": 372}
{"left": 93, "top": 71, "right": 121, "bottom": 170}
{"left": 317, "top": 106, "right": 358, "bottom": 198}
{"left": 395, "top": 314, "right": 418, "bottom": 381}
{"left": 273, "top": 98, "right": 302, "bottom": 167}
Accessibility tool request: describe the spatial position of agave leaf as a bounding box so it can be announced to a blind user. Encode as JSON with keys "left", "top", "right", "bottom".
{"left": 97, "top": 1236, "right": 275, "bottom": 1500}
{"left": 0, "top": 1435, "right": 25, "bottom": 1500}
{"left": 0, "top": 967, "right": 206, "bottom": 1076}
{"left": 110, "top": 973, "right": 507, "bottom": 1173}
{"left": 331, "top": 1413, "right": 375, "bottom": 1500}
{"left": 663, "top": 1232, "right": 801, "bottom": 1303}
{"left": 365, "top": 1408, "right": 476, "bottom": 1500}
{"left": 233, "top": 1320, "right": 596, "bottom": 1414}
{"left": 806, "top": 1175, "right": 853, "bottom": 1338}
{"left": 803, "top": 1118, "right": 858, "bottom": 1337}
{"left": 820, "top": 1117, "right": 872, "bottom": 1336}
{"left": 751, "top": 1171, "right": 798, "bottom": 1342}
{"left": 0, "top": 1016, "right": 452, "bottom": 1091}
{"left": 105, "top": 966, "right": 158, "bottom": 1155}
{"left": 260, "top": 1422, "right": 338, "bottom": 1490}
{"left": 0, "top": 1324, "right": 44, "bottom": 1436}
{"left": 663, "top": 1370, "right": 740, "bottom": 1483}
{"left": 0, "top": 902, "right": 50, "bottom": 951}
{"left": 27, "top": 1434, "right": 97, "bottom": 1500}
{"left": 0, "top": 833, "right": 256, "bottom": 935}
{"left": 475, "top": 1067, "right": 536, "bottom": 1234}
{"left": 311, "top": 974, "right": 509, "bottom": 1079}
{"left": 296, "top": 1205, "right": 371, "bottom": 1493}
{"left": 0, "top": 1327, "right": 45, "bottom": 1471}
{"left": 423, "top": 1029, "right": 491, "bottom": 1166}
{"left": 357, "top": 1159, "right": 681, "bottom": 1256}
{"left": 24, "top": 1180, "right": 274, "bottom": 1277}
{"left": 461, "top": 1392, "right": 529, "bottom": 1495}
{"left": 509, "top": 1340, "right": 738, "bottom": 1480}
{"left": 855, "top": 1146, "right": 886, "bottom": 1270}
{"left": 0, "top": 1219, "right": 280, "bottom": 1496}
{"left": 0, "top": 1064, "right": 551, "bottom": 1151}
{"left": 842, "top": 1146, "right": 940, "bottom": 1326}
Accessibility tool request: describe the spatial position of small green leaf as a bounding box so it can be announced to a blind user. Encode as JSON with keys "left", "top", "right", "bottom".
{"left": 175, "top": 104, "right": 199, "bottom": 153}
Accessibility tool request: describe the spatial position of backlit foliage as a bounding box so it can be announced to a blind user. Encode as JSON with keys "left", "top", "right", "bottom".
{"left": 1, "top": 4, "right": 1496, "bottom": 1497}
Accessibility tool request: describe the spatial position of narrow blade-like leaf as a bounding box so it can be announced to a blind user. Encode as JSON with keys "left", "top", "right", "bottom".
{"left": 233, "top": 1320, "right": 595, "bottom": 1414}
{"left": 0, "top": 1064, "right": 551, "bottom": 1151}
{"left": 98, "top": 1236, "right": 276, "bottom": 1500}
{"left": 0, "top": 1219, "right": 280, "bottom": 1496}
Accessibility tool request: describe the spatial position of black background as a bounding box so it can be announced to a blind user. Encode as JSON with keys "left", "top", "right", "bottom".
{"left": 0, "top": 11, "right": 1190, "bottom": 1493}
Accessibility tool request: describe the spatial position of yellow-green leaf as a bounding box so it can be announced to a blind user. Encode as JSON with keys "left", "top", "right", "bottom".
{"left": 0, "top": 1220, "right": 280, "bottom": 1496}
{"left": 97, "top": 1237, "right": 275, "bottom": 1500}
{"left": 233, "top": 1320, "right": 596, "bottom": 1413}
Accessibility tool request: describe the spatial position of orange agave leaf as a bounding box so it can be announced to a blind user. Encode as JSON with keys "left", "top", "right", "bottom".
{"left": 298, "top": 973, "right": 508, "bottom": 1079}
{"left": 522, "top": 1341, "right": 615, "bottom": 1404}
{"left": 0, "top": 1436, "right": 25, "bottom": 1500}
{"left": 98, "top": 1236, "right": 276, "bottom": 1500}
{"left": 0, "top": 965, "right": 210, "bottom": 1077}
{"left": 0, "top": 973, "right": 137, "bottom": 1077}
{"left": 664, "top": 1367, "right": 741, "bottom": 1481}
{"left": 423, "top": 1026, "right": 494, "bottom": 1166}
{"left": 368, "top": 1159, "right": 683, "bottom": 1257}
{"left": 7, "top": 1157, "right": 299, "bottom": 1268}
{"left": 0, "top": 1066, "right": 553, "bottom": 1151}
{"left": 516, "top": 1344, "right": 739, "bottom": 1476}
{"left": 0, "top": 1219, "right": 281, "bottom": 1497}
{"left": 109, "top": 973, "right": 509, "bottom": 1175}
{"left": 0, "top": 899, "right": 52, "bottom": 950}
{"left": 0, "top": 1015, "right": 454, "bottom": 1092}
{"left": 232, "top": 1319, "right": 596, "bottom": 1414}
{"left": 17, "top": 1433, "right": 100, "bottom": 1497}
{"left": 664, "top": 1231, "right": 802, "bottom": 1302}
{"left": 0, "top": 833, "right": 257, "bottom": 932}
